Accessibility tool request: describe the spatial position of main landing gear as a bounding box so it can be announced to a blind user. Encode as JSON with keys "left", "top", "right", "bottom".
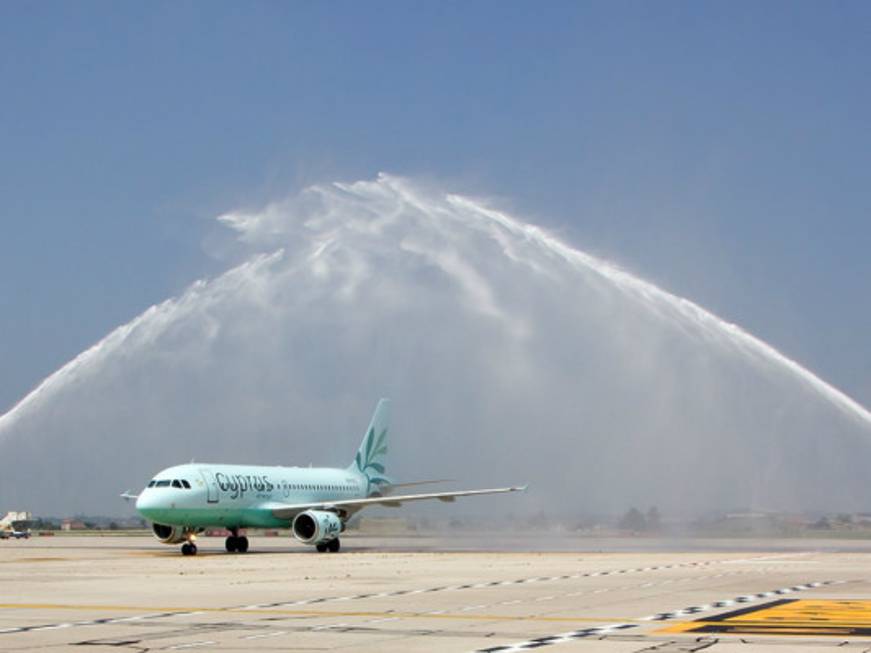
{"left": 315, "top": 538, "right": 341, "bottom": 553}
{"left": 225, "top": 528, "right": 249, "bottom": 553}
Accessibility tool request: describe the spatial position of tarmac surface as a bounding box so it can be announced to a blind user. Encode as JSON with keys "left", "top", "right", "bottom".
{"left": 3, "top": 534, "right": 871, "bottom": 652}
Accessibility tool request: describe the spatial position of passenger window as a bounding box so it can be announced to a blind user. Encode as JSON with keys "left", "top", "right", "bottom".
{"left": 181, "top": 480, "right": 191, "bottom": 489}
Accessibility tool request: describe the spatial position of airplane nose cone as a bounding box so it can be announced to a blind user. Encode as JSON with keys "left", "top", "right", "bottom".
{"left": 135, "top": 491, "right": 161, "bottom": 518}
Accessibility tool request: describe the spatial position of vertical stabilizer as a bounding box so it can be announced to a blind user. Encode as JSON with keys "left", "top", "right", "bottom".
{"left": 349, "top": 399, "right": 391, "bottom": 495}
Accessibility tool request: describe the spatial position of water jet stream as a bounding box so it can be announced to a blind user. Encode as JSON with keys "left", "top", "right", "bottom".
{"left": 447, "top": 193, "right": 871, "bottom": 428}
{"left": 0, "top": 174, "right": 867, "bottom": 514}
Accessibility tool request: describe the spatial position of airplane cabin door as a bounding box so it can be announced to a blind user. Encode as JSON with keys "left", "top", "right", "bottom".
{"left": 200, "top": 469, "right": 219, "bottom": 503}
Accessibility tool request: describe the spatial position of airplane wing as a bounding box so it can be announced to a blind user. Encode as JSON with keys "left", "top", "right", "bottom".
{"left": 270, "top": 485, "right": 527, "bottom": 521}
{"left": 120, "top": 491, "right": 139, "bottom": 501}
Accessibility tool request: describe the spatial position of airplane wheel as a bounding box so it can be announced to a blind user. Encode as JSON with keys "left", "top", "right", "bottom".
{"left": 327, "top": 538, "right": 340, "bottom": 553}
{"left": 315, "top": 542, "right": 328, "bottom": 553}
{"left": 225, "top": 536, "right": 237, "bottom": 553}
{"left": 237, "top": 536, "right": 249, "bottom": 553}
{"left": 181, "top": 542, "right": 197, "bottom": 556}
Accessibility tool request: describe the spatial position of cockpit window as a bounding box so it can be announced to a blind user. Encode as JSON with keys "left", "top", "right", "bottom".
{"left": 181, "top": 479, "right": 191, "bottom": 489}
{"left": 155, "top": 480, "right": 171, "bottom": 487}
{"left": 147, "top": 480, "right": 156, "bottom": 488}
{"left": 171, "top": 480, "right": 182, "bottom": 488}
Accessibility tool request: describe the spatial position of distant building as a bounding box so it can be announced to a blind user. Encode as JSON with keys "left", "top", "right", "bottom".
{"left": 61, "top": 519, "right": 87, "bottom": 531}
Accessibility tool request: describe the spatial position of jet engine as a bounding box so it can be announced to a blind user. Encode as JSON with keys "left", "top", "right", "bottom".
{"left": 292, "top": 510, "right": 342, "bottom": 545}
{"left": 151, "top": 522, "right": 195, "bottom": 544}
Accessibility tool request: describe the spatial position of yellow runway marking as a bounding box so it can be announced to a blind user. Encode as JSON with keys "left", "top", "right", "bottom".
{"left": 662, "top": 599, "right": 871, "bottom": 637}
{"left": 0, "top": 602, "right": 635, "bottom": 624}
{"left": 0, "top": 557, "right": 68, "bottom": 563}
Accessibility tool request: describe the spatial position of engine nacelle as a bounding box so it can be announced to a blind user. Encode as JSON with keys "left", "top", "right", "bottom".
{"left": 292, "top": 510, "right": 342, "bottom": 545}
{"left": 151, "top": 522, "right": 194, "bottom": 544}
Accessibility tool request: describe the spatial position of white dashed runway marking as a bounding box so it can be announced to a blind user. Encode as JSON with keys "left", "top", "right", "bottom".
{"left": 474, "top": 579, "right": 843, "bottom": 652}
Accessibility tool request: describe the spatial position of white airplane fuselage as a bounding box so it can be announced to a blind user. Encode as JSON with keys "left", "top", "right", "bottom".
{"left": 136, "top": 463, "right": 370, "bottom": 529}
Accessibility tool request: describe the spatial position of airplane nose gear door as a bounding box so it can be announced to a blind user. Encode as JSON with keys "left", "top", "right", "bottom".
{"left": 200, "top": 470, "right": 219, "bottom": 503}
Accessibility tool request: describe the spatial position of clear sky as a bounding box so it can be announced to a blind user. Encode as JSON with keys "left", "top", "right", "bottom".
{"left": 1, "top": 1, "right": 869, "bottom": 413}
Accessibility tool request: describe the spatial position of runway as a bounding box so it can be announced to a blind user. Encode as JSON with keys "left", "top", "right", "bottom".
{"left": 2, "top": 534, "right": 871, "bottom": 651}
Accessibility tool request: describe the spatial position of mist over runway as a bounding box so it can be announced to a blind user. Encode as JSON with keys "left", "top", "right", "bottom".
{"left": 1, "top": 175, "right": 869, "bottom": 515}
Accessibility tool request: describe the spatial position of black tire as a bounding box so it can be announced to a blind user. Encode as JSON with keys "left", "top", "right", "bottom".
{"left": 182, "top": 543, "right": 196, "bottom": 556}
{"left": 225, "top": 536, "right": 237, "bottom": 553}
{"left": 237, "top": 536, "right": 249, "bottom": 553}
{"left": 315, "top": 542, "right": 328, "bottom": 553}
{"left": 327, "top": 538, "right": 340, "bottom": 553}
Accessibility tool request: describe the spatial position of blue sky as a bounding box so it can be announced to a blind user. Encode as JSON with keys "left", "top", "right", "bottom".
{"left": 1, "top": 1, "right": 869, "bottom": 412}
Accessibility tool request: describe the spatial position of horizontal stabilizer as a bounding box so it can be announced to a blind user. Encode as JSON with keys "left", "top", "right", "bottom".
{"left": 387, "top": 479, "right": 455, "bottom": 490}
{"left": 270, "top": 484, "right": 527, "bottom": 520}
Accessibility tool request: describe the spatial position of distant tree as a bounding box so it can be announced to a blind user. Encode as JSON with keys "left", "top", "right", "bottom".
{"left": 811, "top": 517, "right": 831, "bottom": 530}
{"left": 618, "top": 507, "right": 646, "bottom": 533}
{"left": 646, "top": 506, "right": 662, "bottom": 532}
{"left": 109, "top": 522, "right": 119, "bottom": 531}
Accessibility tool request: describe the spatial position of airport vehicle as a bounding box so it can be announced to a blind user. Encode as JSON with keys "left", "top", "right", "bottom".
{"left": 126, "top": 399, "right": 525, "bottom": 555}
{"left": 0, "top": 512, "right": 31, "bottom": 539}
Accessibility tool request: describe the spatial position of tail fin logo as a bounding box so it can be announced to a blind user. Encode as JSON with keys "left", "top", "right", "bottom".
{"left": 355, "top": 425, "right": 389, "bottom": 495}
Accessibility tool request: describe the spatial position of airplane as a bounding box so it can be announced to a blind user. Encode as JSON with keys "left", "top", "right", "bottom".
{"left": 126, "top": 399, "right": 526, "bottom": 555}
{"left": 0, "top": 512, "right": 31, "bottom": 540}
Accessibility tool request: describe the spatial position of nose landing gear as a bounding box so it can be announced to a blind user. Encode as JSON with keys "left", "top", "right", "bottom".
{"left": 181, "top": 538, "right": 198, "bottom": 556}
{"left": 225, "top": 528, "right": 249, "bottom": 553}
